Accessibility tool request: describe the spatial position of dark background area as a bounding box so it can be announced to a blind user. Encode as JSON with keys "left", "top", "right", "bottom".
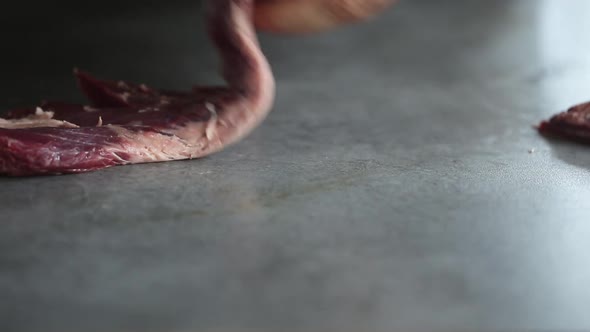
{"left": 1, "top": 0, "right": 212, "bottom": 110}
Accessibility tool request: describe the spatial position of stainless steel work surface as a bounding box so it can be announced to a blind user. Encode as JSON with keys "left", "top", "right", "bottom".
{"left": 1, "top": 0, "right": 590, "bottom": 330}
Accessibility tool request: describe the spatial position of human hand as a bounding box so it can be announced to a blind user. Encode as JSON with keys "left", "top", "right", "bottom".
{"left": 254, "top": 0, "right": 396, "bottom": 34}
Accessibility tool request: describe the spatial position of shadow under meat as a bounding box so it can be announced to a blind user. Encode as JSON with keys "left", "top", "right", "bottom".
{"left": 543, "top": 137, "right": 590, "bottom": 171}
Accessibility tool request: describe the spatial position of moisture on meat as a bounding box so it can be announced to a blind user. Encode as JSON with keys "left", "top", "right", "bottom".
{"left": 0, "top": 0, "right": 275, "bottom": 176}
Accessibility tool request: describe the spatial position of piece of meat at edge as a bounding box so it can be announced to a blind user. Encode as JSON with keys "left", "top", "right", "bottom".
{"left": 0, "top": 0, "right": 275, "bottom": 176}
{"left": 538, "top": 101, "right": 590, "bottom": 144}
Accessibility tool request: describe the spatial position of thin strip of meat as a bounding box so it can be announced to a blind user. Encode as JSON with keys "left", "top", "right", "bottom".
{"left": 538, "top": 101, "right": 590, "bottom": 144}
{"left": 0, "top": 0, "right": 275, "bottom": 176}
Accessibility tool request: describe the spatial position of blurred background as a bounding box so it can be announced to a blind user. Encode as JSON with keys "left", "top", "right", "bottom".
{"left": 1, "top": 0, "right": 590, "bottom": 331}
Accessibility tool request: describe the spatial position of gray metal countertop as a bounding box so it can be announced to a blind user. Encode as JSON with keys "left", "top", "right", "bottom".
{"left": 1, "top": 0, "right": 590, "bottom": 330}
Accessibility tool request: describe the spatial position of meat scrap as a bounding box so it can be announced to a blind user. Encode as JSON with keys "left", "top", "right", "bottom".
{"left": 538, "top": 101, "right": 590, "bottom": 144}
{"left": 0, "top": 0, "right": 275, "bottom": 176}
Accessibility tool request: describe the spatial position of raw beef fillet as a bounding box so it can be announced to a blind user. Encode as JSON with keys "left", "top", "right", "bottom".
{"left": 538, "top": 101, "right": 590, "bottom": 144}
{"left": 0, "top": 0, "right": 275, "bottom": 176}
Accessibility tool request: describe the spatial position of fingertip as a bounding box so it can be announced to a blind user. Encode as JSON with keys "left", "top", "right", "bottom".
{"left": 254, "top": 0, "right": 396, "bottom": 34}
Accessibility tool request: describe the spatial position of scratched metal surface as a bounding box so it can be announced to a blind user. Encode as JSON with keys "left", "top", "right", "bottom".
{"left": 1, "top": 0, "right": 590, "bottom": 331}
